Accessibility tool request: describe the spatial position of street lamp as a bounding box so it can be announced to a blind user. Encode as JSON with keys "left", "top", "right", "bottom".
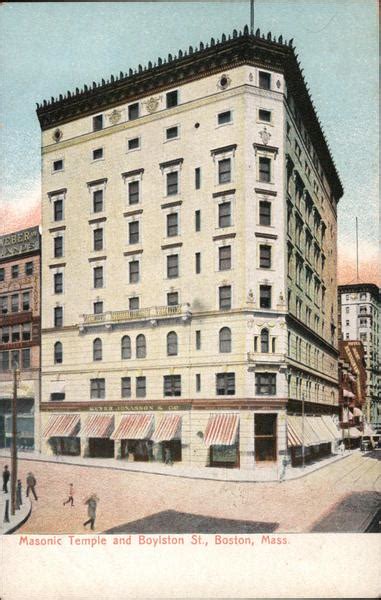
{"left": 11, "top": 362, "right": 20, "bottom": 515}
{"left": 301, "top": 393, "right": 305, "bottom": 469}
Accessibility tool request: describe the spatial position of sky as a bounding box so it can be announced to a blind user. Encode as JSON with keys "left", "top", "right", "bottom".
{"left": 0, "top": 0, "right": 379, "bottom": 285}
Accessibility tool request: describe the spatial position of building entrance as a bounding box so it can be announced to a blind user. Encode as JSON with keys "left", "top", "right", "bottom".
{"left": 254, "top": 414, "right": 277, "bottom": 462}
{"left": 88, "top": 438, "right": 114, "bottom": 458}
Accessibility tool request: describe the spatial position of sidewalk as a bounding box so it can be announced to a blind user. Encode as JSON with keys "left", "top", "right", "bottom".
{"left": 0, "top": 448, "right": 356, "bottom": 484}
{"left": 0, "top": 490, "right": 31, "bottom": 534}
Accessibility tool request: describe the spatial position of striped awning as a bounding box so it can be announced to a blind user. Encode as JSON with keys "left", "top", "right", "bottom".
{"left": 151, "top": 414, "right": 181, "bottom": 443}
{"left": 321, "top": 415, "right": 341, "bottom": 440}
{"left": 353, "top": 407, "right": 363, "bottom": 417}
{"left": 347, "top": 427, "right": 362, "bottom": 439}
{"left": 43, "top": 414, "right": 80, "bottom": 438}
{"left": 80, "top": 414, "right": 114, "bottom": 438}
{"left": 343, "top": 390, "right": 355, "bottom": 399}
{"left": 111, "top": 414, "right": 153, "bottom": 440}
{"left": 309, "top": 416, "right": 335, "bottom": 444}
{"left": 287, "top": 415, "right": 338, "bottom": 448}
{"left": 204, "top": 413, "right": 239, "bottom": 447}
{"left": 287, "top": 416, "right": 303, "bottom": 447}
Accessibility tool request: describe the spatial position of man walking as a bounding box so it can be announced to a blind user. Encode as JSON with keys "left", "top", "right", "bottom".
{"left": 63, "top": 483, "right": 74, "bottom": 507}
{"left": 26, "top": 472, "right": 38, "bottom": 500}
{"left": 83, "top": 493, "right": 99, "bottom": 530}
{"left": 2, "top": 465, "right": 10, "bottom": 493}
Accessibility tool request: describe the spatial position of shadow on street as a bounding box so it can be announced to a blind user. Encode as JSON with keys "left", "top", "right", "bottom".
{"left": 310, "top": 491, "right": 381, "bottom": 533}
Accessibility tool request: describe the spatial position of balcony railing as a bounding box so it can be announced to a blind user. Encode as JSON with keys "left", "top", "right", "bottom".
{"left": 79, "top": 303, "right": 192, "bottom": 330}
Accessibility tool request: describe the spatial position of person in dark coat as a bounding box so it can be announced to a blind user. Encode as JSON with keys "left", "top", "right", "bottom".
{"left": 83, "top": 494, "right": 99, "bottom": 530}
{"left": 2, "top": 465, "right": 10, "bottom": 493}
{"left": 26, "top": 472, "right": 38, "bottom": 500}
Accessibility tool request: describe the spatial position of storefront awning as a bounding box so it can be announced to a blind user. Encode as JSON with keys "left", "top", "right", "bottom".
{"left": 43, "top": 414, "right": 80, "bottom": 438}
{"left": 363, "top": 423, "right": 376, "bottom": 436}
{"left": 321, "top": 415, "right": 341, "bottom": 440}
{"left": 343, "top": 390, "right": 355, "bottom": 399}
{"left": 111, "top": 414, "right": 153, "bottom": 440}
{"left": 80, "top": 414, "right": 114, "bottom": 438}
{"left": 151, "top": 414, "right": 181, "bottom": 443}
{"left": 287, "top": 417, "right": 303, "bottom": 447}
{"left": 353, "top": 407, "right": 363, "bottom": 417}
{"left": 309, "top": 416, "right": 335, "bottom": 444}
{"left": 347, "top": 427, "right": 362, "bottom": 439}
{"left": 287, "top": 415, "right": 339, "bottom": 448}
{"left": 204, "top": 413, "right": 239, "bottom": 447}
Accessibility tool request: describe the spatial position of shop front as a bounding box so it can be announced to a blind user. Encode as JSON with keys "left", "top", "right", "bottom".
{"left": 204, "top": 413, "right": 239, "bottom": 468}
{"left": 43, "top": 413, "right": 81, "bottom": 456}
{"left": 151, "top": 414, "right": 182, "bottom": 463}
{"left": 112, "top": 413, "right": 154, "bottom": 461}
{"left": 254, "top": 414, "right": 277, "bottom": 463}
{"left": 80, "top": 414, "right": 114, "bottom": 458}
{"left": 287, "top": 414, "right": 339, "bottom": 466}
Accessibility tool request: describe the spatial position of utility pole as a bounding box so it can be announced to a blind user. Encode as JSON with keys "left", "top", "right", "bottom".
{"left": 301, "top": 393, "right": 305, "bottom": 468}
{"left": 11, "top": 363, "right": 19, "bottom": 515}
{"left": 355, "top": 216, "right": 359, "bottom": 282}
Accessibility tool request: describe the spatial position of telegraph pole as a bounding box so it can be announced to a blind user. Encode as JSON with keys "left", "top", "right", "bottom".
{"left": 301, "top": 393, "right": 305, "bottom": 469}
{"left": 11, "top": 363, "right": 19, "bottom": 515}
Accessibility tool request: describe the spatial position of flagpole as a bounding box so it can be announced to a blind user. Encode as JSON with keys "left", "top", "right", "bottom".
{"left": 250, "top": 0, "right": 254, "bottom": 34}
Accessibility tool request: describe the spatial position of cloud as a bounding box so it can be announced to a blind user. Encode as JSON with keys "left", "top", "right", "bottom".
{"left": 338, "top": 238, "right": 380, "bottom": 285}
{"left": 0, "top": 181, "right": 41, "bottom": 235}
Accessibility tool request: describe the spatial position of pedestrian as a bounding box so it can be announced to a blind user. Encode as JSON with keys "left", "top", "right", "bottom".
{"left": 17, "top": 479, "right": 23, "bottom": 506}
{"left": 164, "top": 447, "right": 173, "bottom": 465}
{"left": 26, "top": 472, "right": 38, "bottom": 500}
{"left": 83, "top": 493, "right": 99, "bottom": 530}
{"left": 2, "top": 465, "right": 10, "bottom": 493}
{"left": 63, "top": 483, "right": 74, "bottom": 507}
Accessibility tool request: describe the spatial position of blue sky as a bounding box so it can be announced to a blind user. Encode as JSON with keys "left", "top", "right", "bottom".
{"left": 0, "top": 1, "right": 379, "bottom": 281}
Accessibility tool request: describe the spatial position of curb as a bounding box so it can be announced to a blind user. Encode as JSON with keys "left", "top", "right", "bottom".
{"left": 283, "top": 452, "right": 354, "bottom": 481}
{"left": 4, "top": 499, "right": 32, "bottom": 535}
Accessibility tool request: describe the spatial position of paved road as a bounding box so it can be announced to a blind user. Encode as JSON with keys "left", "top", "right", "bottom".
{"left": 13, "top": 450, "right": 381, "bottom": 534}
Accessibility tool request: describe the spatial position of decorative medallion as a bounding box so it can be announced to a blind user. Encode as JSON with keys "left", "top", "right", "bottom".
{"left": 144, "top": 96, "right": 161, "bottom": 113}
{"left": 217, "top": 74, "right": 231, "bottom": 90}
{"left": 259, "top": 126, "right": 271, "bottom": 145}
{"left": 276, "top": 80, "right": 281, "bottom": 89}
{"left": 108, "top": 109, "right": 122, "bottom": 125}
{"left": 247, "top": 289, "right": 255, "bottom": 303}
{"left": 249, "top": 73, "right": 254, "bottom": 82}
{"left": 52, "top": 128, "right": 63, "bottom": 142}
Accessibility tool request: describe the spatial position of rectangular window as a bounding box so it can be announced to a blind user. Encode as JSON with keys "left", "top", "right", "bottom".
{"left": 54, "top": 306, "right": 63, "bottom": 327}
{"left": 128, "top": 103, "right": 139, "bottom": 120}
{"left": 121, "top": 377, "right": 131, "bottom": 398}
{"left": 0, "top": 351, "right": 9, "bottom": 372}
{"left": 53, "top": 159, "right": 63, "bottom": 171}
{"left": 93, "top": 228, "right": 103, "bottom": 251}
{"left": 166, "top": 126, "right": 179, "bottom": 140}
{"left": 11, "top": 326, "right": 20, "bottom": 342}
{"left": 128, "top": 221, "right": 140, "bottom": 244}
{"left": 136, "top": 376, "right": 146, "bottom": 398}
{"left": 11, "top": 350, "right": 19, "bottom": 369}
{"left": 166, "top": 90, "right": 178, "bottom": 108}
{"left": 259, "top": 109, "right": 271, "bottom": 122}
{"left": 129, "top": 260, "right": 139, "bottom": 283}
{"left": 128, "top": 137, "right": 140, "bottom": 151}
{"left": 196, "top": 374, "right": 201, "bottom": 392}
{"left": 258, "top": 71, "right": 271, "bottom": 89}
{"left": 218, "top": 110, "right": 232, "bottom": 125}
{"left": 259, "top": 245, "right": 272, "bottom": 269}
{"left": 259, "top": 157, "right": 271, "bottom": 182}
{"left": 167, "top": 292, "right": 179, "bottom": 306}
{"left": 218, "top": 158, "right": 231, "bottom": 184}
{"left": 0, "top": 296, "right": 8, "bottom": 314}
{"left": 128, "top": 181, "right": 139, "bottom": 205}
{"left": 51, "top": 392, "right": 65, "bottom": 402}
{"left": 54, "top": 272, "right": 63, "bottom": 294}
{"left": 54, "top": 198, "right": 63, "bottom": 221}
{"left": 92, "top": 147, "right": 103, "bottom": 160}
{"left": 94, "top": 301, "right": 103, "bottom": 314}
{"left": 260, "top": 285, "right": 272, "bottom": 309}
{"left": 163, "top": 375, "right": 181, "bottom": 397}
{"left": 195, "top": 168, "right": 201, "bottom": 190}
{"left": 255, "top": 373, "right": 276, "bottom": 395}
{"left": 259, "top": 200, "right": 271, "bottom": 225}
{"left": 22, "top": 348, "right": 31, "bottom": 369}
{"left": 11, "top": 294, "right": 19, "bottom": 313}
{"left": 11, "top": 265, "right": 19, "bottom": 279}
{"left": 2, "top": 327, "right": 9, "bottom": 343}
{"left": 167, "top": 254, "right": 179, "bottom": 279}
{"left": 216, "top": 372, "right": 235, "bottom": 395}
{"left": 90, "top": 378, "right": 105, "bottom": 399}
{"left": 219, "top": 285, "right": 231, "bottom": 310}
{"left": 195, "top": 210, "right": 201, "bottom": 232}
{"left": 0, "top": 268, "right": 4, "bottom": 282}
{"left": 254, "top": 414, "right": 277, "bottom": 461}
{"left": 195, "top": 252, "right": 201, "bottom": 274}
{"left": 54, "top": 236, "right": 63, "bottom": 258}
{"left": 166, "top": 171, "right": 178, "bottom": 196}
{"left": 93, "top": 189, "right": 103, "bottom": 213}
{"left": 195, "top": 330, "right": 201, "bottom": 350}
{"left": 93, "top": 266, "right": 103, "bottom": 288}
{"left": 218, "top": 201, "right": 231, "bottom": 228}
{"left": 93, "top": 114, "right": 103, "bottom": 131}
{"left": 218, "top": 245, "right": 231, "bottom": 271}
{"left": 129, "top": 297, "right": 139, "bottom": 311}
{"left": 166, "top": 213, "right": 178, "bottom": 237}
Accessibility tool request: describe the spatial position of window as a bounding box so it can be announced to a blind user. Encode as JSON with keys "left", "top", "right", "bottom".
{"left": 345, "top": 306, "right": 349, "bottom": 314}
{"left": 218, "top": 158, "right": 231, "bottom": 184}
{"left": 259, "top": 109, "right": 271, "bottom": 122}
{"left": 254, "top": 414, "right": 277, "bottom": 461}
{"left": 128, "top": 181, "right": 139, "bottom": 205}
{"left": 129, "top": 297, "right": 139, "bottom": 311}
{"left": 53, "top": 159, "right": 63, "bottom": 171}
{"left": 129, "top": 260, "right": 139, "bottom": 283}
{"left": 93, "top": 338, "right": 102, "bottom": 361}
{"left": 195, "top": 330, "right": 201, "bottom": 350}
{"left": 164, "top": 375, "right": 181, "bottom": 396}
{"left": 128, "top": 103, "right": 139, "bottom": 120}
{"left": 136, "top": 334, "right": 146, "bottom": 358}
{"left": 121, "top": 377, "right": 131, "bottom": 398}
{"left": 218, "top": 201, "right": 231, "bottom": 227}
{"left": 93, "top": 266, "right": 103, "bottom": 288}
{"left": 22, "top": 348, "right": 30, "bottom": 369}
{"left": 22, "top": 323, "right": 31, "bottom": 341}
{"left": 93, "top": 189, "right": 103, "bottom": 213}
{"left": 54, "top": 306, "right": 63, "bottom": 327}
{"left": 0, "top": 297, "right": 7, "bottom": 314}
{"left": 195, "top": 168, "right": 201, "bottom": 190}
{"left": 2, "top": 327, "right": 9, "bottom": 343}
{"left": 0, "top": 351, "right": 9, "bottom": 372}
{"left": 128, "top": 137, "right": 140, "bottom": 151}
{"left": 54, "top": 341, "right": 63, "bottom": 364}
{"left": 258, "top": 71, "right": 271, "bottom": 89}
{"left": 54, "top": 236, "right": 63, "bottom": 258}
{"left": 345, "top": 320, "right": 350, "bottom": 326}
{"left": 167, "top": 292, "right": 179, "bottom": 306}
{"left": 360, "top": 292, "right": 367, "bottom": 300}
{"left": 260, "top": 285, "right": 272, "bottom": 309}
{"left": 136, "top": 376, "right": 146, "bottom": 398}
{"left": 218, "top": 110, "right": 232, "bottom": 125}
{"left": 259, "top": 245, "right": 272, "bottom": 269}
{"left": 90, "top": 378, "right": 105, "bottom": 399}
{"left": 216, "top": 372, "right": 235, "bottom": 395}
{"left": 54, "top": 198, "right": 63, "bottom": 221}
{"left": 167, "top": 254, "right": 179, "bottom": 278}
{"left": 166, "top": 90, "right": 178, "bottom": 108}
{"left": 259, "top": 157, "right": 271, "bottom": 182}
{"left": 12, "top": 265, "right": 19, "bottom": 279}
{"left": 54, "top": 272, "right": 63, "bottom": 294}
{"left": 219, "top": 285, "right": 231, "bottom": 310}
{"left": 12, "top": 326, "right": 20, "bottom": 342}
{"left": 121, "top": 336, "right": 131, "bottom": 359}
{"left": 94, "top": 301, "right": 103, "bottom": 314}
{"left": 166, "top": 213, "right": 178, "bottom": 237}
{"left": 255, "top": 373, "right": 276, "bottom": 395}
{"left": 196, "top": 374, "right": 201, "bottom": 392}
{"left": 128, "top": 221, "right": 139, "bottom": 244}
{"left": 166, "top": 171, "right": 178, "bottom": 196}
{"left": 0, "top": 269, "right": 4, "bottom": 282}
{"left": 219, "top": 245, "right": 231, "bottom": 271}
{"left": 25, "top": 262, "right": 33, "bottom": 276}
{"left": 260, "top": 329, "right": 269, "bottom": 353}
{"left": 166, "top": 126, "right": 179, "bottom": 140}
{"left": 219, "top": 327, "right": 231, "bottom": 353}
{"left": 259, "top": 201, "right": 271, "bottom": 225}
{"left": 11, "top": 295, "right": 19, "bottom": 313}
{"left": 167, "top": 331, "right": 178, "bottom": 356}
{"left": 11, "top": 350, "right": 19, "bottom": 368}
{"left": 51, "top": 392, "right": 65, "bottom": 402}
{"left": 93, "top": 114, "right": 103, "bottom": 131}
{"left": 93, "top": 228, "right": 103, "bottom": 251}
{"left": 195, "top": 252, "right": 201, "bottom": 274}
{"left": 92, "top": 148, "right": 103, "bottom": 160}
{"left": 195, "top": 210, "right": 201, "bottom": 232}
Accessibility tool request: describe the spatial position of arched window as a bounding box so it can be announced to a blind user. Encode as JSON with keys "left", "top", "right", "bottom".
{"left": 121, "top": 335, "right": 131, "bottom": 359}
{"left": 219, "top": 327, "right": 231, "bottom": 353}
{"left": 54, "top": 341, "right": 63, "bottom": 364}
{"left": 136, "top": 334, "right": 146, "bottom": 358}
{"left": 260, "top": 328, "right": 269, "bottom": 353}
{"left": 167, "top": 331, "right": 178, "bottom": 356}
{"left": 93, "top": 338, "right": 102, "bottom": 361}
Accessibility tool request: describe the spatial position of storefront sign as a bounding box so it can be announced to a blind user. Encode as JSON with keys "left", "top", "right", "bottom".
{"left": 0, "top": 226, "right": 40, "bottom": 258}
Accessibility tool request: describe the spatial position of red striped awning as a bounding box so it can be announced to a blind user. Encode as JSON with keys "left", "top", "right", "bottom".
{"left": 43, "top": 414, "right": 80, "bottom": 438}
{"left": 151, "top": 414, "right": 181, "bottom": 443}
{"left": 204, "top": 414, "right": 239, "bottom": 447}
{"left": 80, "top": 414, "right": 114, "bottom": 438}
{"left": 287, "top": 416, "right": 303, "bottom": 447}
{"left": 111, "top": 414, "right": 153, "bottom": 440}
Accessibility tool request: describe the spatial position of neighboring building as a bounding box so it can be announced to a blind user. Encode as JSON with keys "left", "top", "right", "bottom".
{"left": 36, "top": 27, "right": 343, "bottom": 477}
{"left": 0, "top": 226, "right": 41, "bottom": 449}
{"left": 338, "top": 283, "right": 381, "bottom": 425}
{"left": 338, "top": 340, "right": 367, "bottom": 447}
